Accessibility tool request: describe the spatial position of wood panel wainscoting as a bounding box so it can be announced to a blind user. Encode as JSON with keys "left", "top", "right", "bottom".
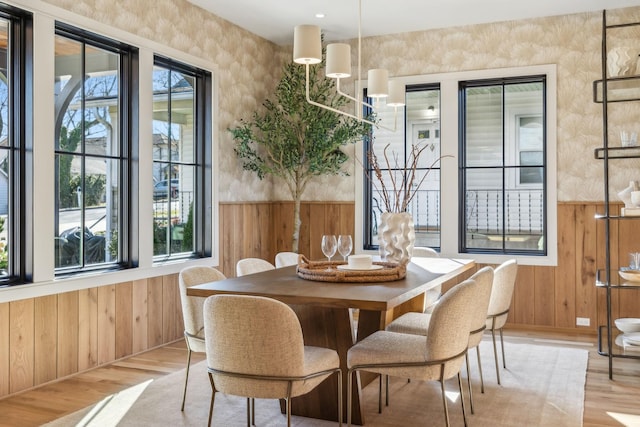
{"left": 0, "top": 201, "right": 638, "bottom": 400}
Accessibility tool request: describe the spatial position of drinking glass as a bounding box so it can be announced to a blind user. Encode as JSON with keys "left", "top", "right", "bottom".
{"left": 337, "top": 235, "right": 353, "bottom": 261}
{"left": 630, "top": 252, "right": 640, "bottom": 270}
{"left": 321, "top": 235, "right": 337, "bottom": 262}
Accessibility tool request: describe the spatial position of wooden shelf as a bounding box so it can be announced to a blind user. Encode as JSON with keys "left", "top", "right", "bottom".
{"left": 594, "top": 146, "right": 640, "bottom": 159}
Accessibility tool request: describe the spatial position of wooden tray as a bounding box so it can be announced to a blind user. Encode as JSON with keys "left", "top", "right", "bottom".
{"left": 296, "top": 255, "right": 406, "bottom": 283}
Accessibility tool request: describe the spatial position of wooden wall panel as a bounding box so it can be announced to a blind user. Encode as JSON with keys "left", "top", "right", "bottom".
{"left": 115, "top": 282, "right": 133, "bottom": 359}
{"left": 34, "top": 295, "right": 57, "bottom": 385}
{"left": 575, "top": 204, "right": 598, "bottom": 328}
{"left": 132, "top": 279, "right": 149, "bottom": 354}
{"left": 555, "top": 204, "right": 576, "bottom": 328}
{"left": 533, "top": 266, "right": 555, "bottom": 326}
{"left": 0, "top": 302, "right": 9, "bottom": 396}
{"left": 512, "top": 264, "right": 535, "bottom": 325}
{"left": 56, "top": 292, "right": 78, "bottom": 378}
{"left": 78, "top": 288, "right": 98, "bottom": 371}
{"left": 162, "top": 274, "right": 181, "bottom": 343}
{"left": 97, "top": 285, "right": 116, "bottom": 365}
{"left": 147, "top": 276, "right": 164, "bottom": 348}
{"left": 9, "top": 298, "right": 34, "bottom": 393}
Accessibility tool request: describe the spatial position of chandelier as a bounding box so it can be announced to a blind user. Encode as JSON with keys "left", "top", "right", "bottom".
{"left": 292, "top": 0, "right": 405, "bottom": 131}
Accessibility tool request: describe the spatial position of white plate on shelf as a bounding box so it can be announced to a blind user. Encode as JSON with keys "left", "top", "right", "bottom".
{"left": 623, "top": 332, "right": 640, "bottom": 346}
{"left": 336, "top": 264, "right": 383, "bottom": 271}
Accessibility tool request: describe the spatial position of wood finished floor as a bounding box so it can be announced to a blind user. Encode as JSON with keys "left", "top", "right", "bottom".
{"left": 0, "top": 330, "right": 638, "bottom": 427}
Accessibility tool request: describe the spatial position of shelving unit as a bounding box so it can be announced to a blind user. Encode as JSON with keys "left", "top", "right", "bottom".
{"left": 595, "top": 10, "right": 640, "bottom": 379}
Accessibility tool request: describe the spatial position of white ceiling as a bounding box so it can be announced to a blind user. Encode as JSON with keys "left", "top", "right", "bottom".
{"left": 188, "top": 0, "right": 640, "bottom": 46}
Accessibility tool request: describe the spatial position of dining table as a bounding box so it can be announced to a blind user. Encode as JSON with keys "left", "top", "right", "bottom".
{"left": 187, "top": 256, "right": 475, "bottom": 425}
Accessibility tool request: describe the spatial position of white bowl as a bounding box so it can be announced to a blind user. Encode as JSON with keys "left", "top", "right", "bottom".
{"left": 615, "top": 318, "right": 640, "bottom": 333}
{"left": 619, "top": 269, "right": 640, "bottom": 282}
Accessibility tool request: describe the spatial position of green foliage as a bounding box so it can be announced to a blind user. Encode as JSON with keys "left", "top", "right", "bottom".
{"left": 230, "top": 58, "right": 371, "bottom": 197}
{"left": 58, "top": 126, "right": 82, "bottom": 209}
{"left": 69, "top": 174, "right": 106, "bottom": 207}
{"left": 182, "top": 202, "right": 193, "bottom": 252}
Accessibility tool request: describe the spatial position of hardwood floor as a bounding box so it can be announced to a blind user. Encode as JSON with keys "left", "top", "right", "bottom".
{"left": 0, "top": 330, "right": 638, "bottom": 427}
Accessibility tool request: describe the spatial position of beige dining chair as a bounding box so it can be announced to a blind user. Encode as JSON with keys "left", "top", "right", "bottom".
{"left": 485, "top": 259, "right": 518, "bottom": 385}
{"left": 275, "top": 251, "right": 299, "bottom": 268}
{"left": 203, "top": 294, "right": 343, "bottom": 427}
{"left": 347, "top": 277, "right": 478, "bottom": 427}
{"left": 411, "top": 246, "right": 441, "bottom": 312}
{"left": 236, "top": 257, "right": 276, "bottom": 276}
{"left": 384, "top": 266, "right": 494, "bottom": 414}
{"left": 178, "top": 265, "right": 226, "bottom": 411}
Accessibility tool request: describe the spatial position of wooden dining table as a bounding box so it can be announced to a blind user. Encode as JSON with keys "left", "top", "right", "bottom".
{"left": 187, "top": 257, "right": 475, "bottom": 425}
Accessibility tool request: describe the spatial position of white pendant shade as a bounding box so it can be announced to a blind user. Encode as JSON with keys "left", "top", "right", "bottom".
{"left": 387, "top": 80, "right": 406, "bottom": 107}
{"left": 293, "top": 25, "right": 322, "bottom": 64}
{"left": 368, "top": 69, "right": 389, "bottom": 98}
{"left": 326, "top": 43, "right": 351, "bottom": 78}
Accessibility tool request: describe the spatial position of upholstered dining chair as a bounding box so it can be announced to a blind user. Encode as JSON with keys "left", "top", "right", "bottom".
{"left": 384, "top": 266, "right": 494, "bottom": 414}
{"left": 178, "top": 265, "right": 227, "bottom": 411}
{"left": 275, "top": 251, "right": 299, "bottom": 268}
{"left": 411, "top": 246, "right": 441, "bottom": 312}
{"left": 236, "top": 257, "right": 276, "bottom": 276}
{"left": 412, "top": 246, "right": 439, "bottom": 258}
{"left": 347, "top": 277, "right": 478, "bottom": 427}
{"left": 485, "top": 259, "right": 518, "bottom": 385}
{"left": 203, "top": 294, "right": 343, "bottom": 427}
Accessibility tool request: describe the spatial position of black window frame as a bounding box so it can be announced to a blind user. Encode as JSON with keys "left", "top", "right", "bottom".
{"left": 53, "top": 23, "right": 139, "bottom": 276}
{"left": 0, "top": 3, "right": 32, "bottom": 287}
{"left": 458, "top": 75, "right": 547, "bottom": 256}
{"left": 152, "top": 55, "right": 212, "bottom": 261}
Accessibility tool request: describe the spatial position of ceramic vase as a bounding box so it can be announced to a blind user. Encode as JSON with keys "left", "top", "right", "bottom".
{"left": 378, "top": 212, "right": 415, "bottom": 265}
{"left": 607, "top": 47, "right": 637, "bottom": 77}
{"left": 618, "top": 180, "right": 638, "bottom": 208}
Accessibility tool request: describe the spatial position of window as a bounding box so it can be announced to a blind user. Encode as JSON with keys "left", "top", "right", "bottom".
{"left": 364, "top": 84, "right": 442, "bottom": 251}
{"left": 54, "top": 24, "right": 138, "bottom": 274}
{"left": 0, "top": 4, "right": 31, "bottom": 285}
{"left": 460, "top": 76, "right": 546, "bottom": 255}
{"left": 152, "top": 56, "right": 212, "bottom": 260}
{"left": 358, "top": 66, "right": 556, "bottom": 265}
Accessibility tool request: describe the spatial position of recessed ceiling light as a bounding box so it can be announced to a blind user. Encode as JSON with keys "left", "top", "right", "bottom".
{"left": 315, "top": 13, "right": 325, "bottom": 19}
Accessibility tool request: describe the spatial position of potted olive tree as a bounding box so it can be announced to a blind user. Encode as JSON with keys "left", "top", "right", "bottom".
{"left": 230, "top": 55, "right": 369, "bottom": 252}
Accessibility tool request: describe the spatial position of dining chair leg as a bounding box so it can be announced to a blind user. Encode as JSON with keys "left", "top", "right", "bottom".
{"left": 491, "top": 327, "right": 501, "bottom": 385}
{"left": 465, "top": 353, "right": 474, "bottom": 414}
{"left": 347, "top": 370, "right": 354, "bottom": 427}
{"left": 476, "top": 345, "right": 485, "bottom": 393}
{"left": 207, "top": 373, "right": 216, "bottom": 427}
{"left": 251, "top": 398, "right": 255, "bottom": 425}
{"left": 440, "top": 379, "right": 450, "bottom": 427}
{"left": 286, "top": 397, "right": 292, "bottom": 427}
{"left": 378, "top": 374, "right": 382, "bottom": 413}
{"left": 337, "top": 370, "right": 343, "bottom": 427}
{"left": 385, "top": 375, "right": 389, "bottom": 407}
{"left": 458, "top": 373, "right": 468, "bottom": 427}
{"left": 180, "top": 348, "right": 192, "bottom": 411}
{"left": 246, "top": 397, "right": 250, "bottom": 427}
{"left": 500, "top": 328, "right": 506, "bottom": 368}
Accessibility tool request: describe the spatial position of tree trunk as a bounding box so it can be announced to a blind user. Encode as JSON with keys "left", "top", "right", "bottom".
{"left": 292, "top": 196, "right": 302, "bottom": 253}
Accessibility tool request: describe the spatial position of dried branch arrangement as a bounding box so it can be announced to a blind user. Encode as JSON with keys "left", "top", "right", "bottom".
{"left": 366, "top": 143, "right": 450, "bottom": 213}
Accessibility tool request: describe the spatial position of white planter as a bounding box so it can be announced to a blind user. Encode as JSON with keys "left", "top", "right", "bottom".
{"left": 378, "top": 212, "right": 415, "bottom": 265}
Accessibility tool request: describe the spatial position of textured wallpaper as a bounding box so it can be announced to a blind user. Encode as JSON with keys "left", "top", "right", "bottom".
{"left": 42, "top": 1, "right": 640, "bottom": 202}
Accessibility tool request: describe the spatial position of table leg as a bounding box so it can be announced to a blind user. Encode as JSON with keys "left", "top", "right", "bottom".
{"left": 288, "top": 305, "right": 364, "bottom": 425}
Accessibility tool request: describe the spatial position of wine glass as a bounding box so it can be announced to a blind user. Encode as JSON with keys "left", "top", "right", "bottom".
{"left": 337, "top": 235, "right": 353, "bottom": 261}
{"left": 321, "top": 235, "right": 337, "bottom": 262}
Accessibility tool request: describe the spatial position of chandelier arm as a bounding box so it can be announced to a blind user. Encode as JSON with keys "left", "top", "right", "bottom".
{"left": 336, "top": 78, "right": 375, "bottom": 109}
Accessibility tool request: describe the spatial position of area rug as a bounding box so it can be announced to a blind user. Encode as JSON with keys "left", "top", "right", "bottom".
{"left": 44, "top": 337, "right": 587, "bottom": 426}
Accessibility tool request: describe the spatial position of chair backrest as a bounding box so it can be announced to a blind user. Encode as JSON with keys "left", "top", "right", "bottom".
{"left": 236, "top": 258, "right": 275, "bottom": 277}
{"left": 426, "top": 277, "right": 477, "bottom": 378}
{"left": 275, "top": 251, "right": 299, "bottom": 268}
{"left": 412, "top": 246, "right": 439, "bottom": 258}
{"left": 486, "top": 259, "right": 518, "bottom": 329}
{"left": 178, "top": 266, "right": 226, "bottom": 338}
{"left": 466, "top": 266, "right": 494, "bottom": 347}
{"left": 204, "top": 294, "right": 306, "bottom": 396}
